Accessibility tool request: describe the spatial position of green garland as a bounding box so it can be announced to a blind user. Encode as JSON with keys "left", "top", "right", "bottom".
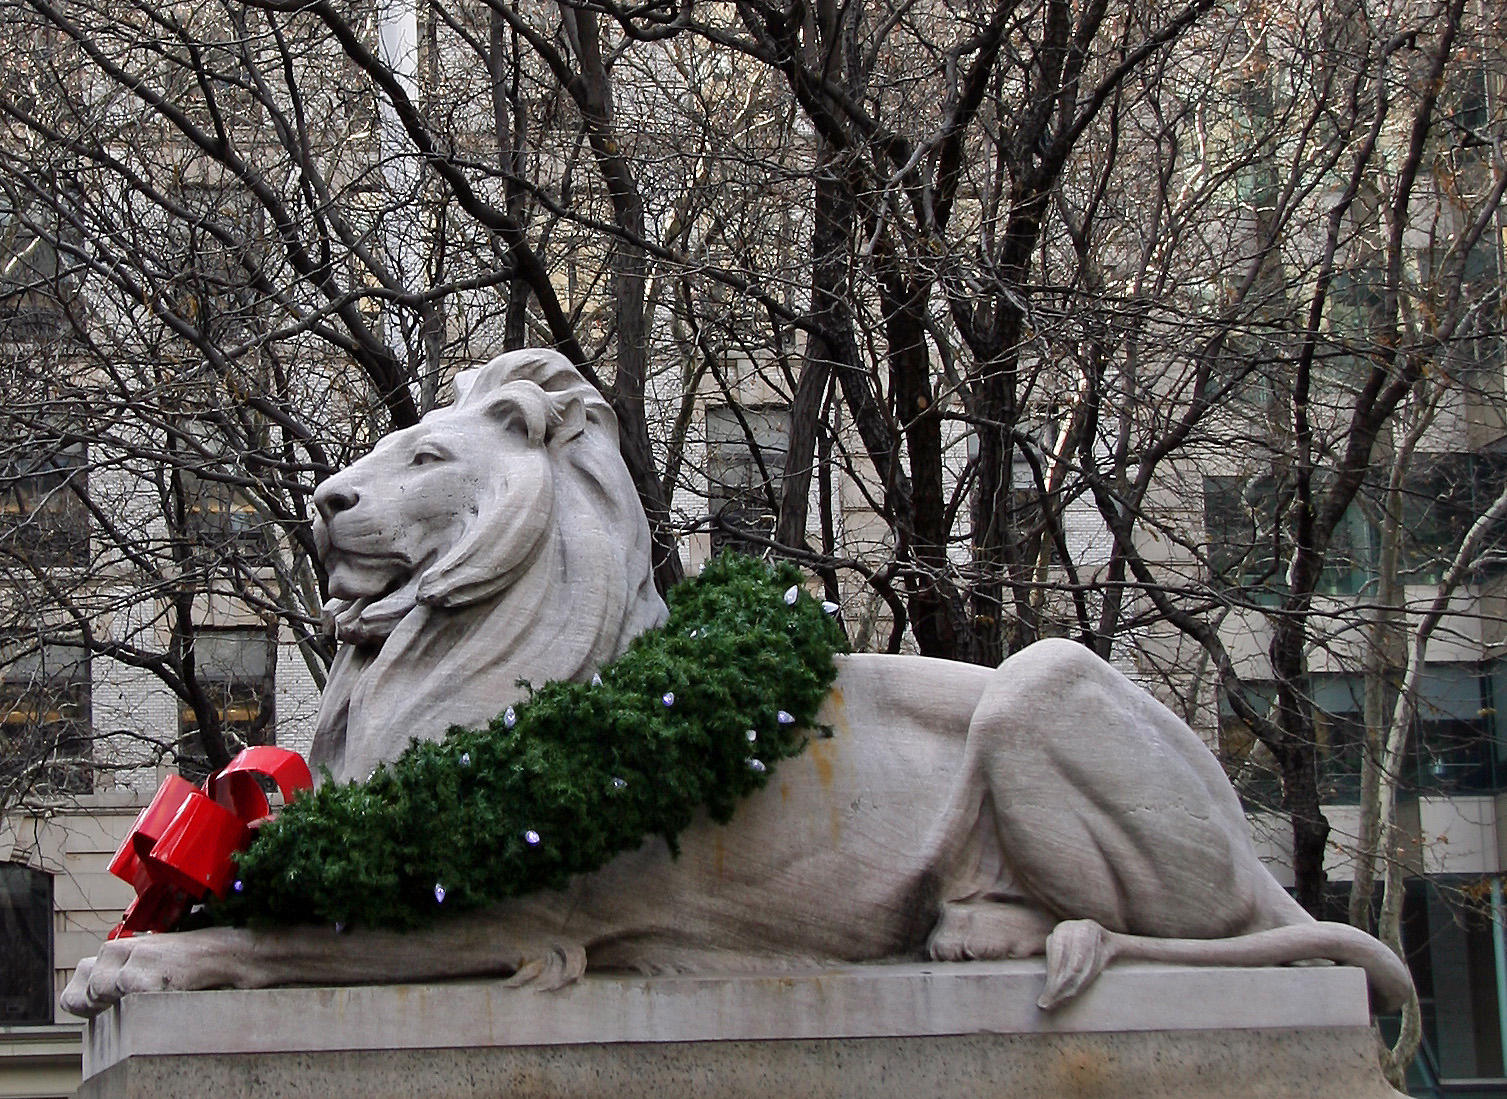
{"left": 209, "top": 554, "right": 848, "bottom": 932}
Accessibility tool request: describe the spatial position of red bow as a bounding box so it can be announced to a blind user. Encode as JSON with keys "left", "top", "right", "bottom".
{"left": 106, "top": 746, "right": 313, "bottom": 938}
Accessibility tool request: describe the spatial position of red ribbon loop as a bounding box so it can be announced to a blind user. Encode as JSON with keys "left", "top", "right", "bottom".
{"left": 107, "top": 747, "right": 312, "bottom": 939}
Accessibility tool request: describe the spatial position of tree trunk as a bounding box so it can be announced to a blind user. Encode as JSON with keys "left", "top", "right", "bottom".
{"left": 776, "top": 152, "right": 849, "bottom": 551}
{"left": 1271, "top": 637, "right": 1330, "bottom": 914}
{"left": 489, "top": 7, "right": 530, "bottom": 351}
{"left": 565, "top": 3, "right": 682, "bottom": 590}
{"left": 881, "top": 269, "right": 961, "bottom": 658}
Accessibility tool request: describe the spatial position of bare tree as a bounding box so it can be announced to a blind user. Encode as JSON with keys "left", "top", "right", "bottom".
{"left": 2, "top": 5, "right": 1505, "bottom": 1039}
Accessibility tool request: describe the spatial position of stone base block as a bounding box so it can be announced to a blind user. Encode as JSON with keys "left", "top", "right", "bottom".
{"left": 77, "top": 961, "right": 1404, "bottom": 1099}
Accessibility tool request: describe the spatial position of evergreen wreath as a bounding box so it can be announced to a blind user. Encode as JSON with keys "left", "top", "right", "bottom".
{"left": 210, "top": 553, "right": 849, "bottom": 932}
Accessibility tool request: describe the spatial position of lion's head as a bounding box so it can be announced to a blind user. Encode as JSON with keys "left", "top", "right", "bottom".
{"left": 307, "top": 349, "right": 668, "bottom": 783}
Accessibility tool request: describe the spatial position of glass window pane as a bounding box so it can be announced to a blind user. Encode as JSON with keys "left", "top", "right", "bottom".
{"left": 1418, "top": 883, "right": 1505, "bottom": 1081}
{"left": 0, "top": 863, "right": 52, "bottom": 1025}
{"left": 0, "top": 639, "right": 92, "bottom": 795}
{"left": 706, "top": 405, "right": 789, "bottom": 555}
{"left": 0, "top": 442, "right": 88, "bottom": 568}
{"left": 193, "top": 631, "right": 271, "bottom": 680}
{"left": 177, "top": 629, "right": 275, "bottom": 780}
{"left": 180, "top": 468, "right": 266, "bottom": 555}
{"left": 1416, "top": 665, "right": 1493, "bottom": 793}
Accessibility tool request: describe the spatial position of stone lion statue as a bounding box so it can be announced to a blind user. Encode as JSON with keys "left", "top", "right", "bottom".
{"left": 63, "top": 348, "right": 1412, "bottom": 1019}
{"left": 307, "top": 349, "right": 669, "bottom": 783}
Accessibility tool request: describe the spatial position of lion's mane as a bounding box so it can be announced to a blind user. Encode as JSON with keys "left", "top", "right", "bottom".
{"left": 308, "top": 349, "right": 668, "bottom": 783}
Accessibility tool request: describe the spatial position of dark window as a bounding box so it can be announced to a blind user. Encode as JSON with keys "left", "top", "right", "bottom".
{"left": 1414, "top": 664, "right": 1499, "bottom": 794}
{"left": 1215, "top": 683, "right": 1282, "bottom": 809}
{"left": 1202, "top": 472, "right": 1380, "bottom": 595}
{"left": 1444, "top": 62, "right": 1490, "bottom": 153}
{"left": 0, "top": 863, "right": 52, "bottom": 1025}
{"left": 1321, "top": 267, "right": 1386, "bottom": 395}
{"left": 1395, "top": 453, "right": 1507, "bottom": 582}
{"left": 1407, "top": 879, "right": 1507, "bottom": 1085}
{"left": 1220, "top": 664, "right": 1504, "bottom": 806}
{"left": 172, "top": 185, "right": 259, "bottom": 347}
{"left": 1216, "top": 676, "right": 1368, "bottom": 805}
{"left": 1322, "top": 501, "right": 1376, "bottom": 595}
{"left": 1309, "top": 675, "right": 1368, "bottom": 801}
{"left": 1202, "top": 474, "right": 1324, "bottom": 594}
{"left": 180, "top": 468, "right": 266, "bottom": 556}
{"left": 0, "top": 442, "right": 88, "bottom": 568}
{"left": 0, "top": 188, "right": 75, "bottom": 343}
{"left": 1008, "top": 424, "right": 1059, "bottom": 541}
{"left": 0, "top": 640, "right": 91, "bottom": 796}
{"left": 1321, "top": 879, "right": 1506, "bottom": 1091}
{"left": 706, "top": 404, "right": 788, "bottom": 555}
{"left": 1203, "top": 474, "right": 1276, "bottom": 589}
{"left": 177, "top": 629, "right": 274, "bottom": 781}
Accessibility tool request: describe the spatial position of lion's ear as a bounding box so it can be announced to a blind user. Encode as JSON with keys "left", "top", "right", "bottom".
{"left": 479, "top": 381, "right": 552, "bottom": 445}
{"left": 550, "top": 394, "right": 587, "bottom": 447}
{"left": 481, "top": 382, "right": 588, "bottom": 450}
{"left": 451, "top": 367, "right": 483, "bottom": 407}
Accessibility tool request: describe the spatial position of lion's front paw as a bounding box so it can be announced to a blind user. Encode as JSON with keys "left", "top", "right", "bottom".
{"left": 61, "top": 937, "right": 178, "bottom": 1019}
{"left": 59, "top": 928, "right": 251, "bottom": 1019}
{"left": 59, "top": 956, "right": 98, "bottom": 1018}
{"left": 501, "top": 942, "right": 587, "bottom": 992}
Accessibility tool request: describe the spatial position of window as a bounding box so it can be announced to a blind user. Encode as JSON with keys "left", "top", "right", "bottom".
{"left": 0, "top": 442, "right": 88, "bottom": 568}
{"left": 706, "top": 404, "right": 788, "bottom": 555}
{"left": 1395, "top": 453, "right": 1507, "bottom": 583}
{"left": 181, "top": 468, "right": 265, "bottom": 556}
{"left": 1416, "top": 664, "right": 1500, "bottom": 794}
{"left": 0, "top": 187, "right": 75, "bottom": 343}
{"left": 1406, "top": 879, "right": 1507, "bottom": 1086}
{"left": 177, "top": 628, "right": 274, "bottom": 781}
{"left": 0, "top": 863, "right": 51, "bottom": 1025}
{"left": 1202, "top": 473, "right": 1381, "bottom": 597}
{"left": 1219, "top": 664, "right": 1504, "bottom": 807}
{"left": 1215, "top": 683, "right": 1281, "bottom": 809}
{"left": 1216, "top": 676, "right": 1368, "bottom": 805}
{"left": 1318, "top": 266, "right": 1386, "bottom": 388}
{"left": 1202, "top": 474, "right": 1295, "bottom": 594}
{"left": 0, "top": 639, "right": 91, "bottom": 796}
{"left": 1209, "top": 454, "right": 1507, "bottom": 591}
{"left": 1008, "top": 424, "right": 1059, "bottom": 540}
{"left": 172, "top": 184, "right": 260, "bottom": 347}
{"left": 1309, "top": 675, "right": 1368, "bottom": 801}
{"left": 1323, "top": 500, "right": 1376, "bottom": 595}
{"left": 1320, "top": 879, "right": 1506, "bottom": 1091}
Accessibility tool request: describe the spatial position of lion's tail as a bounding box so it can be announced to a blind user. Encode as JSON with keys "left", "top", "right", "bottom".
{"left": 1107, "top": 921, "right": 1414, "bottom": 1013}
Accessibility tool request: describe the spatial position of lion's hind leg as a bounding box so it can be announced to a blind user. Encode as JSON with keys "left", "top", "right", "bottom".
{"left": 926, "top": 898, "right": 1057, "bottom": 963}
{"left": 926, "top": 908, "right": 1132, "bottom": 1011}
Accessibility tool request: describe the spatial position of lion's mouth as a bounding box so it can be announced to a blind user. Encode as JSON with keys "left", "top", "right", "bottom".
{"left": 330, "top": 547, "right": 410, "bottom": 567}
{"left": 323, "top": 546, "right": 413, "bottom": 602}
{"left": 329, "top": 566, "right": 425, "bottom": 643}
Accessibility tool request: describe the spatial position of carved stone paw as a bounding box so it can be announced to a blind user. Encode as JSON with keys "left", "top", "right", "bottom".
{"left": 59, "top": 956, "right": 97, "bottom": 1018}
{"left": 60, "top": 928, "right": 252, "bottom": 1018}
{"left": 926, "top": 900, "right": 1056, "bottom": 962}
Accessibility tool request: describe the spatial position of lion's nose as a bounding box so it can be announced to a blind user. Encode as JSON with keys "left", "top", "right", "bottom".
{"left": 314, "top": 481, "right": 360, "bottom": 520}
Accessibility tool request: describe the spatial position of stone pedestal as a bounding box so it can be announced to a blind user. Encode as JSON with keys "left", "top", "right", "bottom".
{"left": 77, "top": 961, "right": 1403, "bottom": 1098}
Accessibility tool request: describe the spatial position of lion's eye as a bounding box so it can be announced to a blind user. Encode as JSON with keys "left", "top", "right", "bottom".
{"left": 411, "top": 450, "right": 446, "bottom": 466}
